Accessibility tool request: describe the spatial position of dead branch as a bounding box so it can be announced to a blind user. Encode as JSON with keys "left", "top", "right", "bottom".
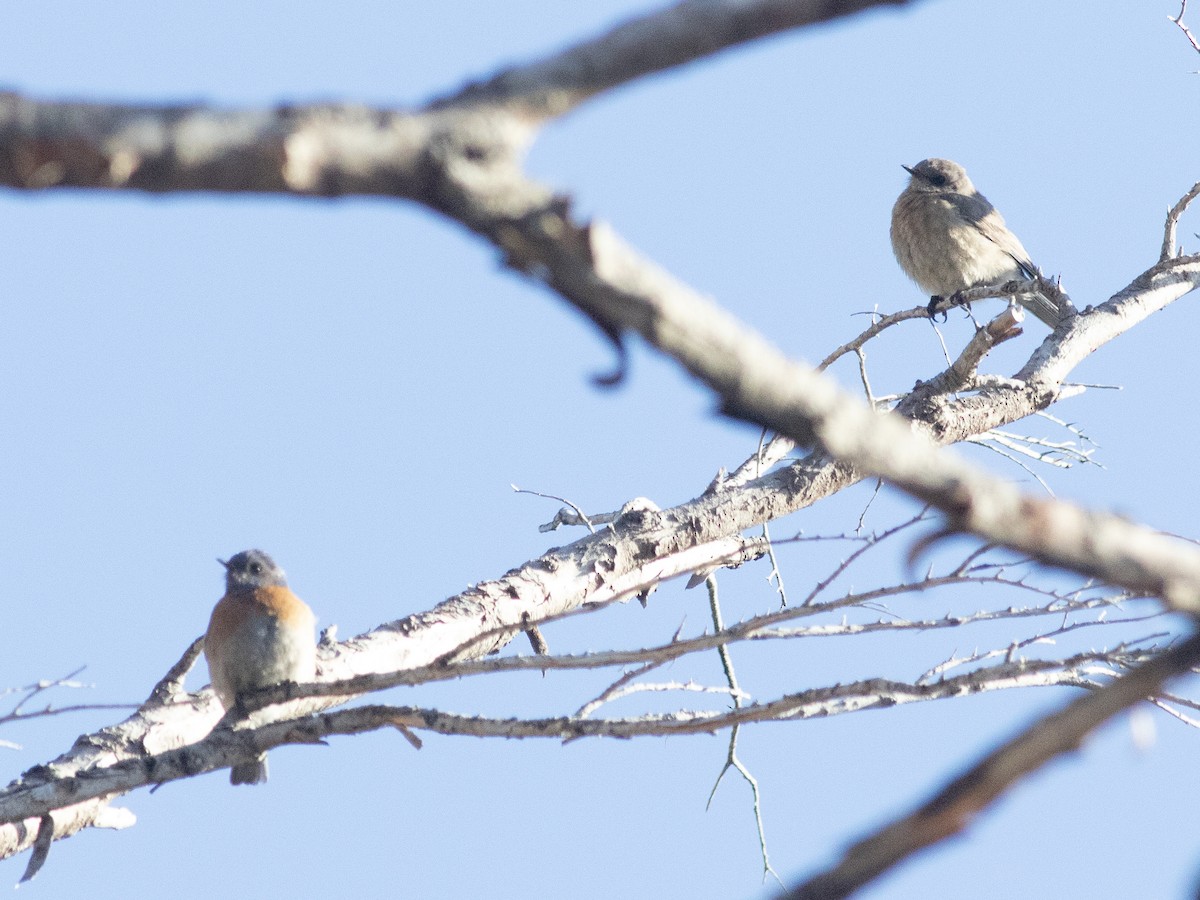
{"left": 783, "top": 631, "right": 1200, "bottom": 899}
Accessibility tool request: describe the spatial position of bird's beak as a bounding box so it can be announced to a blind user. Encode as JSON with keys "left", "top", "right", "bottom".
{"left": 217, "top": 557, "right": 229, "bottom": 569}
{"left": 901, "top": 164, "right": 916, "bottom": 177}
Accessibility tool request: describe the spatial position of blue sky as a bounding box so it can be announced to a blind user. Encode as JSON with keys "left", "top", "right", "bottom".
{"left": 3, "top": 2, "right": 1200, "bottom": 897}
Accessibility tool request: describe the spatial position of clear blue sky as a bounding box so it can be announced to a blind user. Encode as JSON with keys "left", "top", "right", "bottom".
{"left": 3, "top": 2, "right": 1199, "bottom": 897}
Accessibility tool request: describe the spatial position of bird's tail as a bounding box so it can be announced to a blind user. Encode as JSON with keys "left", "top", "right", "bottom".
{"left": 1019, "top": 291, "right": 1074, "bottom": 328}
{"left": 1014, "top": 260, "right": 1076, "bottom": 328}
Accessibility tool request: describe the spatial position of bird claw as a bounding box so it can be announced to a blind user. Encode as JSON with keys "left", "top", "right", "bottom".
{"left": 927, "top": 294, "right": 955, "bottom": 322}
{"left": 927, "top": 292, "right": 974, "bottom": 323}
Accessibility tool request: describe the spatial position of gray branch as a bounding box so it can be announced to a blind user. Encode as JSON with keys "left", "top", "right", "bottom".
{"left": 783, "top": 632, "right": 1200, "bottom": 899}
{"left": 0, "top": 646, "right": 1158, "bottom": 832}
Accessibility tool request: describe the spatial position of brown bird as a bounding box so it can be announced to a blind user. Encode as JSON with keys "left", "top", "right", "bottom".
{"left": 891, "top": 157, "right": 1071, "bottom": 327}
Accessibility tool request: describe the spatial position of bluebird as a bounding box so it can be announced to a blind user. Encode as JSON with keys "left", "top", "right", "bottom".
{"left": 204, "top": 549, "right": 316, "bottom": 785}
{"left": 891, "top": 158, "right": 1071, "bottom": 328}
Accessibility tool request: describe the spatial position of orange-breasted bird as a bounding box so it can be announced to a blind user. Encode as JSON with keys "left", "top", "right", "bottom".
{"left": 204, "top": 549, "right": 316, "bottom": 785}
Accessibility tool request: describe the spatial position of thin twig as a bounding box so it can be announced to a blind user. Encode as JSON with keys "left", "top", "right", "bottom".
{"left": 1, "top": 669, "right": 139, "bottom": 734}
{"left": 145, "top": 637, "right": 205, "bottom": 705}
{"left": 515, "top": 485, "right": 597, "bottom": 534}
{"left": 703, "top": 576, "right": 781, "bottom": 885}
{"left": 801, "top": 511, "right": 932, "bottom": 607}
{"left": 818, "top": 306, "right": 930, "bottom": 371}
{"left": 967, "top": 436, "right": 1057, "bottom": 493}
{"left": 1168, "top": 0, "right": 1200, "bottom": 56}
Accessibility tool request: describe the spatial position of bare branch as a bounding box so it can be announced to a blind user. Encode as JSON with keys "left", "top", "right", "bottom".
{"left": 723, "top": 432, "right": 798, "bottom": 490}
{"left": 145, "top": 637, "right": 205, "bottom": 705}
{"left": 1169, "top": 0, "right": 1200, "bottom": 55}
{"left": 760, "top": 521, "right": 789, "bottom": 607}
{"left": 0, "top": 801, "right": 135, "bottom": 868}
{"left": 432, "top": 0, "right": 920, "bottom": 118}
{"left": 817, "top": 305, "right": 931, "bottom": 371}
{"left": 0, "top": 545, "right": 1170, "bottom": 864}
{"left": 1162, "top": 179, "right": 1200, "bottom": 260}
{"left": 927, "top": 275, "right": 1077, "bottom": 323}
{"left": 705, "top": 576, "right": 781, "bottom": 885}
{"left": 800, "top": 511, "right": 930, "bottom": 606}
{"left": 970, "top": 428, "right": 1096, "bottom": 470}
{"left": 481, "top": 204, "right": 1200, "bottom": 612}
{"left": 783, "top": 631, "right": 1200, "bottom": 900}
{"left": 575, "top": 659, "right": 669, "bottom": 719}
{"left": 0, "top": 645, "right": 1157, "bottom": 832}
{"left": 0, "top": 1, "right": 916, "bottom": 196}
{"left": 1, "top": 670, "right": 139, "bottom": 737}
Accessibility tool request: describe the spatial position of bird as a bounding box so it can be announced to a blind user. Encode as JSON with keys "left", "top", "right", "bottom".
{"left": 204, "top": 549, "right": 316, "bottom": 785}
{"left": 890, "top": 157, "right": 1070, "bottom": 328}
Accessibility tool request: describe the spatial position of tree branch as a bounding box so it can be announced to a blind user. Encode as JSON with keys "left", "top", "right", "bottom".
{"left": 1162, "top": 179, "right": 1200, "bottom": 260}
{"left": 434, "top": 0, "right": 917, "bottom": 117}
{"left": 1169, "top": 0, "right": 1200, "bottom": 55}
{"left": 783, "top": 631, "right": 1200, "bottom": 899}
{"left": 0, "top": 644, "right": 1163, "bottom": 830}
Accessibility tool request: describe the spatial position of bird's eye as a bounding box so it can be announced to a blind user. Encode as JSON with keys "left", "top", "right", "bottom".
{"left": 250, "top": 562, "right": 263, "bottom": 574}
{"left": 928, "top": 173, "right": 947, "bottom": 187}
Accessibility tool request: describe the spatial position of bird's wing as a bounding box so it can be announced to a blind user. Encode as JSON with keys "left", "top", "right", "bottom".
{"left": 947, "top": 192, "right": 1070, "bottom": 327}
{"left": 946, "top": 192, "right": 1039, "bottom": 278}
